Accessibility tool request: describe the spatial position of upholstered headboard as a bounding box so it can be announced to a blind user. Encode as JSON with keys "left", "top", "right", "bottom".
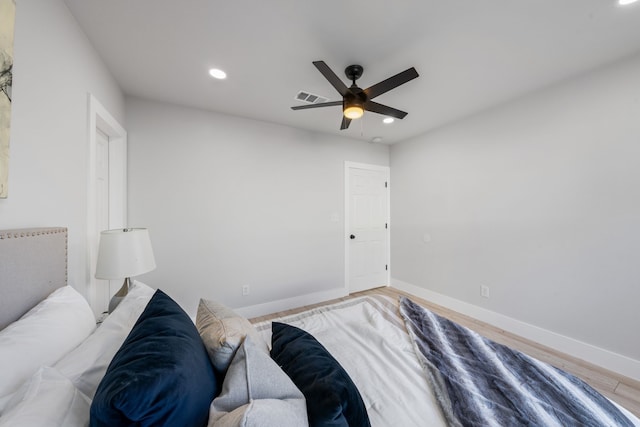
{"left": 0, "top": 227, "right": 68, "bottom": 330}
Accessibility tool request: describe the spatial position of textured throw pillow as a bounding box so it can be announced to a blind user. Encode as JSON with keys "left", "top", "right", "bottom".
{"left": 209, "top": 336, "right": 308, "bottom": 427}
{"left": 0, "top": 286, "right": 96, "bottom": 411}
{"left": 196, "top": 298, "right": 268, "bottom": 374}
{"left": 90, "top": 290, "right": 218, "bottom": 427}
{"left": 0, "top": 367, "right": 91, "bottom": 427}
{"left": 271, "top": 322, "right": 371, "bottom": 427}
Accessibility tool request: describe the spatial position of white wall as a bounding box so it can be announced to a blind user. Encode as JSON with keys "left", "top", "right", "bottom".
{"left": 127, "top": 97, "right": 389, "bottom": 316}
{"left": 390, "top": 54, "right": 640, "bottom": 366}
{"left": 0, "top": 0, "right": 125, "bottom": 298}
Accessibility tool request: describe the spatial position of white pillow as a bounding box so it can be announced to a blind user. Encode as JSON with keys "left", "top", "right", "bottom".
{"left": 0, "top": 286, "right": 95, "bottom": 410}
{"left": 0, "top": 367, "right": 91, "bottom": 427}
{"left": 55, "top": 280, "right": 155, "bottom": 398}
{"left": 209, "top": 336, "right": 308, "bottom": 427}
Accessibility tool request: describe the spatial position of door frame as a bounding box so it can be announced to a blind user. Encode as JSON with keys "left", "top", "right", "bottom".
{"left": 344, "top": 161, "right": 391, "bottom": 293}
{"left": 87, "top": 94, "right": 127, "bottom": 314}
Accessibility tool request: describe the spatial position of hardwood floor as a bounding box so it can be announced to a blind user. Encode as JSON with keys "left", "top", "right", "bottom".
{"left": 251, "top": 286, "right": 640, "bottom": 418}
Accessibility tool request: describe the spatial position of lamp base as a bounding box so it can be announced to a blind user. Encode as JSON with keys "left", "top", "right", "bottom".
{"left": 108, "top": 277, "right": 131, "bottom": 313}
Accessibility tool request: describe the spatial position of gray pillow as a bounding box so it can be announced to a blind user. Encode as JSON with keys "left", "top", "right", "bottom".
{"left": 196, "top": 298, "right": 268, "bottom": 373}
{"left": 208, "top": 336, "right": 308, "bottom": 427}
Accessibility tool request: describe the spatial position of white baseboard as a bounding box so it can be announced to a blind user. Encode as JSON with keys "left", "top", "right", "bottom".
{"left": 234, "top": 286, "right": 349, "bottom": 319}
{"left": 392, "top": 278, "right": 640, "bottom": 382}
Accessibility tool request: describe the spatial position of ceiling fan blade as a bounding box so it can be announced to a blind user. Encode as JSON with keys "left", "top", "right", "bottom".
{"left": 364, "top": 101, "right": 408, "bottom": 119}
{"left": 291, "top": 100, "right": 343, "bottom": 110}
{"left": 313, "top": 61, "right": 349, "bottom": 97}
{"left": 363, "top": 67, "right": 419, "bottom": 100}
{"left": 340, "top": 116, "right": 352, "bottom": 130}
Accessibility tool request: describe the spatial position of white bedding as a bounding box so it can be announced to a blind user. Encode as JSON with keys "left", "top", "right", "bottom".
{"left": 254, "top": 295, "right": 640, "bottom": 427}
{"left": 2, "top": 285, "right": 637, "bottom": 426}
{"left": 254, "top": 295, "right": 448, "bottom": 426}
{"left": 0, "top": 367, "right": 91, "bottom": 427}
{"left": 54, "top": 281, "right": 155, "bottom": 398}
{"left": 0, "top": 286, "right": 96, "bottom": 413}
{"left": 0, "top": 281, "right": 154, "bottom": 426}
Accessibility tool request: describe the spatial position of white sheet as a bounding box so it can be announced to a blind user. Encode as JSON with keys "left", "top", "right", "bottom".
{"left": 254, "top": 295, "right": 640, "bottom": 427}
{"left": 0, "top": 286, "right": 95, "bottom": 413}
{"left": 54, "top": 281, "right": 154, "bottom": 398}
{"left": 0, "top": 367, "right": 91, "bottom": 427}
{"left": 255, "top": 296, "right": 448, "bottom": 427}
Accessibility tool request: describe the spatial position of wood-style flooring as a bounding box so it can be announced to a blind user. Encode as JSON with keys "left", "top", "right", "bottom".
{"left": 250, "top": 286, "right": 640, "bottom": 418}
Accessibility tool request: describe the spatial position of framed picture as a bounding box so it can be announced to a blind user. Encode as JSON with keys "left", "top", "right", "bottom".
{"left": 0, "top": 0, "right": 16, "bottom": 198}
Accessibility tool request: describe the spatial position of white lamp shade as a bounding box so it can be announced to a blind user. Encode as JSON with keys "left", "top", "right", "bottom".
{"left": 95, "top": 228, "right": 156, "bottom": 279}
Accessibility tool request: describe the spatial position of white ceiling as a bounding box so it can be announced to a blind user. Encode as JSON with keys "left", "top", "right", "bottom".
{"left": 64, "top": 0, "right": 640, "bottom": 144}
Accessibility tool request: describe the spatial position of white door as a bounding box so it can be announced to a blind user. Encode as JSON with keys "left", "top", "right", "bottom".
{"left": 94, "top": 129, "right": 111, "bottom": 308}
{"left": 87, "top": 94, "right": 127, "bottom": 315}
{"left": 345, "top": 162, "right": 390, "bottom": 293}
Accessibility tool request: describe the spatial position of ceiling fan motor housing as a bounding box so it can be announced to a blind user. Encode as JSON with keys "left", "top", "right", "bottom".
{"left": 345, "top": 64, "right": 364, "bottom": 83}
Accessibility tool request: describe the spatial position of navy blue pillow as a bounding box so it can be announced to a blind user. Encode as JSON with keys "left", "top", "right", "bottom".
{"left": 271, "top": 322, "right": 371, "bottom": 427}
{"left": 90, "top": 290, "right": 218, "bottom": 427}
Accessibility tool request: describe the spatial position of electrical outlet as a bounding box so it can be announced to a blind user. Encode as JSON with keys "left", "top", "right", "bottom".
{"left": 242, "top": 285, "right": 250, "bottom": 296}
{"left": 480, "top": 285, "right": 490, "bottom": 299}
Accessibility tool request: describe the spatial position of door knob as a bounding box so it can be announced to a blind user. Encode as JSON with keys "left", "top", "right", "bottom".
{"left": 350, "top": 234, "right": 356, "bottom": 239}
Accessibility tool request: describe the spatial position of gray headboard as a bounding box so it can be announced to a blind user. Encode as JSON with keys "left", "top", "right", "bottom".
{"left": 0, "top": 227, "right": 68, "bottom": 330}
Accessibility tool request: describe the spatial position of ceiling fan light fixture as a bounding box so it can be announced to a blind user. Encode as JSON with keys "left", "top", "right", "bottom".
{"left": 343, "top": 97, "right": 364, "bottom": 119}
{"left": 344, "top": 105, "right": 364, "bottom": 119}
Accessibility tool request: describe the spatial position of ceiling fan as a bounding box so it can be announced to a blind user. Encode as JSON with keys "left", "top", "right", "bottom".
{"left": 291, "top": 61, "right": 419, "bottom": 130}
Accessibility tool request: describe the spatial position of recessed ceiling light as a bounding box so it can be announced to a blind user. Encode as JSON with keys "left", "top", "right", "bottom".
{"left": 371, "top": 137, "right": 383, "bottom": 143}
{"left": 208, "top": 68, "right": 227, "bottom": 79}
{"left": 619, "top": 0, "right": 638, "bottom": 5}
{"left": 383, "top": 117, "right": 394, "bottom": 124}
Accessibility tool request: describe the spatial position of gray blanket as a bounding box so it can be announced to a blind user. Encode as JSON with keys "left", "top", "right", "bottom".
{"left": 399, "top": 297, "right": 633, "bottom": 427}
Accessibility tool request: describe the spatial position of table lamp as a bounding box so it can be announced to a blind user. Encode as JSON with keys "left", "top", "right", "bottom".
{"left": 95, "top": 228, "right": 156, "bottom": 312}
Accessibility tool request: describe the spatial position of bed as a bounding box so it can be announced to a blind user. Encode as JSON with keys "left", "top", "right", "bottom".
{"left": 0, "top": 227, "right": 638, "bottom": 427}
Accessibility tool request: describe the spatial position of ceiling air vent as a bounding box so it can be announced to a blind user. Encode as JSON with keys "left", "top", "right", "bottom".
{"left": 295, "top": 91, "right": 329, "bottom": 104}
